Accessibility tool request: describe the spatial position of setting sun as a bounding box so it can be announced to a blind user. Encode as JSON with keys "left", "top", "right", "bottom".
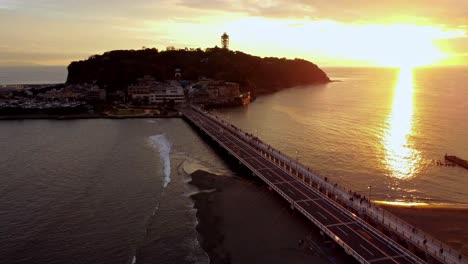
{"left": 2, "top": 1, "right": 468, "bottom": 263}
{"left": 183, "top": 19, "right": 466, "bottom": 68}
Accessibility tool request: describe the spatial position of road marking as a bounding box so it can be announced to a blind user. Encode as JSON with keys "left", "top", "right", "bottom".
{"left": 317, "top": 212, "right": 328, "bottom": 220}
{"left": 369, "top": 255, "right": 405, "bottom": 263}
{"left": 189, "top": 112, "right": 414, "bottom": 263}
{"left": 296, "top": 198, "right": 323, "bottom": 203}
{"left": 360, "top": 244, "right": 376, "bottom": 257}
{"left": 273, "top": 180, "right": 297, "bottom": 185}
{"left": 326, "top": 222, "right": 356, "bottom": 227}
{"left": 357, "top": 229, "right": 373, "bottom": 241}
{"left": 336, "top": 226, "right": 349, "bottom": 236}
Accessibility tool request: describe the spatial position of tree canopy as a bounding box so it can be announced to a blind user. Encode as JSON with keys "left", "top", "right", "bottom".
{"left": 67, "top": 47, "right": 330, "bottom": 94}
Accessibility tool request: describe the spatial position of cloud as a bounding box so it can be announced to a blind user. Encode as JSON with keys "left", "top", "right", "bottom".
{"left": 178, "top": 0, "right": 468, "bottom": 26}
{"left": 1, "top": 0, "right": 467, "bottom": 66}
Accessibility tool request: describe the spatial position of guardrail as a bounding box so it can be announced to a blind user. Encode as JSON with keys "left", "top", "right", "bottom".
{"left": 183, "top": 110, "right": 370, "bottom": 263}
{"left": 189, "top": 105, "right": 467, "bottom": 264}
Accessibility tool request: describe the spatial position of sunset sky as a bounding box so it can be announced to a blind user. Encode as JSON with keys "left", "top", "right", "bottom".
{"left": 1, "top": 0, "right": 467, "bottom": 67}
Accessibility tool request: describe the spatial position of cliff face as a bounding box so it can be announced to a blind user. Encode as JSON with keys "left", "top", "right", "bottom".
{"left": 67, "top": 47, "right": 330, "bottom": 94}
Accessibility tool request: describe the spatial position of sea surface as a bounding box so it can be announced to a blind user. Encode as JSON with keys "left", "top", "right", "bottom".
{"left": 0, "top": 66, "right": 67, "bottom": 85}
{"left": 214, "top": 67, "right": 468, "bottom": 206}
{"left": 0, "top": 119, "right": 232, "bottom": 264}
{"left": 1, "top": 67, "right": 467, "bottom": 263}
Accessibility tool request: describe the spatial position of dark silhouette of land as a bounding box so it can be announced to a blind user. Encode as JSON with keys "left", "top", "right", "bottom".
{"left": 66, "top": 47, "right": 330, "bottom": 95}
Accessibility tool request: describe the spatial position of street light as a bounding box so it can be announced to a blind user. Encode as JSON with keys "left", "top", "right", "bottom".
{"left": 295, "top": 150, "right": 299, "bottom": 176}
{"left": 368, "top": 185, "right": 372, "bottom": 207}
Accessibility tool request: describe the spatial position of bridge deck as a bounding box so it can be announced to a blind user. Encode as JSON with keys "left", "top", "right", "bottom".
{"left": 183, "top": 108, "right": 424, "bottom": 264}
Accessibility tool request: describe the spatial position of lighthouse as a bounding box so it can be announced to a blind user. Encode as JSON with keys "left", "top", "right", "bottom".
{"left": 221, "top": 32, "right": 229, "bottom": 50}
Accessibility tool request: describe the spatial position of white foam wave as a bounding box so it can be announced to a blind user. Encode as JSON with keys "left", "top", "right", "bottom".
{"left": 148, "top": 134, "right": 172, "bottom": 188}
{"left": 180, "top": 158, "right": 233, "bottom": 177}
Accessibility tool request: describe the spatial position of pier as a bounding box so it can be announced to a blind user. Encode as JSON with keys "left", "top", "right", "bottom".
{"left": 445, "top": 155, "right": 468, "bottom": 170}
{"left": 183, "top": 106, "right": 467, "bottom": 264}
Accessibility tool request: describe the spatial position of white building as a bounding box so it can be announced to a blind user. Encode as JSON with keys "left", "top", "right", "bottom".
{"left": 129, "top": 76, "right": 185, "bottom": 104}
{"left": 148, "top": 81, "right": 185, "bottom": 104}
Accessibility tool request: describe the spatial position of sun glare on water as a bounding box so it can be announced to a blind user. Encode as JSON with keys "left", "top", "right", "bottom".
{"left": 382, "top": 66, "right": 422, "bottom": 179}
{"left": 382, "top": 67, "right": 421, "bottom": 179}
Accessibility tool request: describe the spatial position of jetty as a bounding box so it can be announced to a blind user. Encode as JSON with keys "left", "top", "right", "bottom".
{"left": 445, "top": 155, "right": 468, "bottom": 170}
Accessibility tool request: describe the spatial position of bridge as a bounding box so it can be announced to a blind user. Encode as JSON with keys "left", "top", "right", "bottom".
{"left": 183, "top": 106, "right": 467, "bottom": 264}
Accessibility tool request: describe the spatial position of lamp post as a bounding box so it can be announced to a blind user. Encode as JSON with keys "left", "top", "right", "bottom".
{"left": 368, "top": 185, "right": 372, "bottom": 207}
{"left": 295, "top": 150, "right": 299, "bottom": 176}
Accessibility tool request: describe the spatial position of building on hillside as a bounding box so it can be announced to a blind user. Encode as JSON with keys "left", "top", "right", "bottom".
{"left": 128, "top": 75, "right": 158, "bottom": 95}
{"left": 148, "top": 81, "right": 185, "bottom": 104}
{"left": 62, "top": 85, "right": 83, "bottom": 100}
{"left": 107, "top": 91, "right": 126, "bottom": 103}
{"left": 174, "top": 68, "right": 182, "bottom": 81}
{"left": 85, "top": 86, "right": 106, "bottom": 102}
{"left": 190, "top": 79, "right": 250, "bottom": 107}
{"left": 128, "top": 76, "right": 185, "bottom": 105}
{"left": 206, "top": 81, "right": 240, "bottom": 99}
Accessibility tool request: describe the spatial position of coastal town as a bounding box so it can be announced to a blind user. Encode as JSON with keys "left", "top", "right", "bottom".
{"left": 0, "top": 68, "right": 251, "bottom": 118}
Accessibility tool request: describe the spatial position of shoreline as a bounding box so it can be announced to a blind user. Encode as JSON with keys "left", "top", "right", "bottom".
{"left": 380, "top": 204, "right": 468, "bottom": 255}
{"left": 188, "top": 170, "right": 354, "bottom": 264}
{"left": 0, "top": 113, "right": 181, "bottom": 120}
{"left": 188, "top": 170, "right": 468, "bottom": 263}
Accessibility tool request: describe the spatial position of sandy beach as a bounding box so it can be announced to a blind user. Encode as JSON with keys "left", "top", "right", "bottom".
{"left": 189, "top": 170, "right": 356, "bottom": 264}
{"left": 381, "top": 205, "right": 468, "bottom": 255}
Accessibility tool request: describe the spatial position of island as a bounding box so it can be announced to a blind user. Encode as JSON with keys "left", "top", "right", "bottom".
{"left": 67, "top": 46, "right": 330, "bottom": 96}
{"left": 1, "top": 46, "right": 330, "bottom": 118}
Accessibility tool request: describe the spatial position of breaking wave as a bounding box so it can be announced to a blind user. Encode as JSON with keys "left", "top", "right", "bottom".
{"left": 148, "top": 134, "right": 172, "bottom": 188}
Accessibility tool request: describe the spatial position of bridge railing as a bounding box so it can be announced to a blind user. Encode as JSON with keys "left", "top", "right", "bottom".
{"left": 184, "top": 109, "right": 370, "bottom": 264}
{"left": 190, "top": 105, "right": 467, "bottom": 264}
{"left": 188, "top": 107, "right": 428, "bottom": 264}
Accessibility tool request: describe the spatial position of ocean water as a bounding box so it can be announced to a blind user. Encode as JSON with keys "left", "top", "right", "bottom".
{"left": 1, "top": 66, "right": 467, "bottom": 263}
{"left": 0, "top": 118, "right": 232, "bottom": 264}
{"left": 0, "top": 66, "right": 67, "bottom": 85}
{"left": 213, "top": 67, "right": 468, "bottom": 206}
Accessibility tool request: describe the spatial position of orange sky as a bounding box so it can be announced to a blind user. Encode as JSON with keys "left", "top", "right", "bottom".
{"left": 0, "top": 0, "right": 467, "bottom": 67}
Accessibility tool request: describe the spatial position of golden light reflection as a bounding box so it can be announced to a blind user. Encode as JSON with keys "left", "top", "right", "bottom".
{"left": 382, "top": 67, "right": 421, "bottom": 179}
{"left": 374, "top": 200, "right": 429, "bottom": 207}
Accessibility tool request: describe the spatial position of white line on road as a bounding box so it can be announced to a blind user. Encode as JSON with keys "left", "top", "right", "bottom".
{"left": 325, "top": 222, "right": 356, "bottom": 227}
{"left": 317, "top": 212, "right": 328, "bottom": 220}
{"left": 369, "top": 255, "right": 405, "bottom": 263}
{"left": 360, "top": 244, "right": 376, "bottom": 257}
{"left": 336, "top": 226, "right": 349, "bottom": 236}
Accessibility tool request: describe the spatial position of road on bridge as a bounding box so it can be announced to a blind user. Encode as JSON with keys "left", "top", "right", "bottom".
{"left": 184, "top": 108, "right": 424, "bottom": 264}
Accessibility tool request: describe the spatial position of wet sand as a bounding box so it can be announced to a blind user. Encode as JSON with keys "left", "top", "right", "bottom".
{"left": 381, "top": 205, "right": 468, "bottom": 255}
{"left": 189, "top": 170, "right": 355, "bottom": 264}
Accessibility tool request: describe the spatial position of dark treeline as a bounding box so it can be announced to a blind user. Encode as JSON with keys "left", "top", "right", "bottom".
{"left": 67, "top": 47, "right": 330, "bottom": 94}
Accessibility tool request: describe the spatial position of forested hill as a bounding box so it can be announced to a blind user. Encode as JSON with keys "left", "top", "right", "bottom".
{"left": 67, "top": 47, "right": 330, "bottom": 94}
